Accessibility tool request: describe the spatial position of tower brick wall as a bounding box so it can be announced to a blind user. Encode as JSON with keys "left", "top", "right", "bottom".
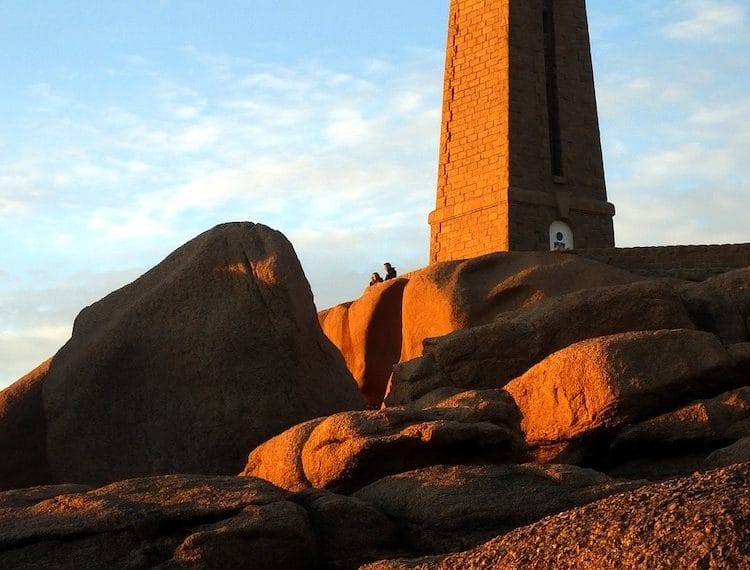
{"left": 430, "top": 0, "right": 615, "bottom": 263}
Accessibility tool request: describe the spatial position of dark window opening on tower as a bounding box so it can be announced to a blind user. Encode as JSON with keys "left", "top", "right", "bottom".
{"left": 543, "top": 1, "right": 563, "bottom": 178}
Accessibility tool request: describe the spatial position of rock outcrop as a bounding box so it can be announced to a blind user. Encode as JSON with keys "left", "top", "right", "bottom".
{"left": 680, "top": 280, "right": 747, "bottom": 344}
{"left": 399, "top": 251, "right": 642, "bottom": 363}
{"left": 243, "top": 391, "right": 523, "bottom": 493}
{"left": 0, "top": 475, "right": 395, "bottom": 569}
{"left": 319, "top": 278, "right": 408, "bottom": 407}
{"left": 365, "top": 462, "right": 750, "bottom": 570}
{"left": 505, "top": 329, "right": 736, "bottom": 462}
{"left": 705, "top": 437, "right": 750, "bottom": 467}
{"left": 387, "top": 280, "right": 696, "bottom": 406}
{"left": 698, "top": 267, "right": 750, "bottom": 331}
{"left": 353, "top": 463, "right": 640, "bottom": 555}
{"left": 1, "top": 223, "right": 364, "bottom": 487}
{"left": 4, "top": 230, "right": 750, "bottom": 568}
{"left": 610, "top": 387, "right": 750, "bottom": 458}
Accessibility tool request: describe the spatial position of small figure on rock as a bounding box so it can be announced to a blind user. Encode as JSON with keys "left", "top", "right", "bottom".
{"left": 384, "top": 262, "right": 397, "bottom": 280}
{"left": 369, "top": 272, "right": 384, "bottom": 286}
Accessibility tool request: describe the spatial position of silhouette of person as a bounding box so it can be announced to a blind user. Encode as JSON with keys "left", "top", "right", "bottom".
{"left": 383, "top": 262, "right": 397, "bottom": 280}
{"left": 369, "top": 272, "right": 384, "bottom": 286}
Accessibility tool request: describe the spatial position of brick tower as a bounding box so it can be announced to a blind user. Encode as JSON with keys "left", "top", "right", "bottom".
{"left": 429, "top": 0, "right": 615, "bottom": 262}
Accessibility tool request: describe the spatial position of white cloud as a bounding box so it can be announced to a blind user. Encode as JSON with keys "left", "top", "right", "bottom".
{"left": 663, "top": 1, "right": 744, "bottom": 40}
{"left": 325, "top": 108, "right": 374, "bottom": 146}
{"left": 0, "top": 327, "right": 67, "bottom": 386}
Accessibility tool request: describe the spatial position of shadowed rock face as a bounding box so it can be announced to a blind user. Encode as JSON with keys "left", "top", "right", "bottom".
{"left": 0, "top": 360, "right": 52, "bottom": 491}
{"left": 697, "top": 267, "right": 750, "bottom": 334}
{"left": 0, "top": 475, "right": 396, "bottom": 570}
{"left": 353, "top": 463, "right": 641, "bottom": 556}
{"left": 706, "top": 437, "right": 750, "bottom": 467}
{"left": 611, "top": 387, "right": 750, "bottom": 458}
{"left": 32, "top": 222, "right": 364, "bottom": 485}
{"left": 364, "top": 462, "right": 750, "bottom": 570}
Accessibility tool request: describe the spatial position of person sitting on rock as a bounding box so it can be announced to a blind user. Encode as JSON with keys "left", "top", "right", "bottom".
{"left": 383, "top": 262, "right": 397, "bottom": 280}
{"left": 369, "top": 272, "right": 384, "bottom": 286}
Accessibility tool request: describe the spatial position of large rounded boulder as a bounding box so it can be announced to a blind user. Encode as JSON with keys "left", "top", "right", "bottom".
{"left": 399, "top": 251, "right": 642, "bottom": 362}
{"left": 40, "top": 222, "right": 364, "bottom": 485}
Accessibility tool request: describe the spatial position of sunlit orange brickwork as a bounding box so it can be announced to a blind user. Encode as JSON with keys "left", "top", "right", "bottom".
{"left": 429, "top": 0, "right": 616, "bottom": 263}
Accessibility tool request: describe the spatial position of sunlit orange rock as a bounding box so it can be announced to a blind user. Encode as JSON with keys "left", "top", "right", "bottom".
{"left": 319, "top": 278, "right": 408, "bottom": 407}
{"left": 243, "top": 417, "right": 325, "bottom": 492}
{"left": 387, "top": 280, "right": 695, "bottom": 406}
{"left": 0, "top": 359, "right": 53, "bottom": 491}
{"left": 504, "top": 329, "right": 736, "bottom": 461}
{"left": 243, "top": 390, "right": 523, "bottom": 493}
{"left": 398, "top": 251, "right": 641, "bottom": 363}
{"left": 364, "top": 462, "right": 750, "bottom": 569}
{"left": 37, "top": 222, "right": 364, "bottom": 486}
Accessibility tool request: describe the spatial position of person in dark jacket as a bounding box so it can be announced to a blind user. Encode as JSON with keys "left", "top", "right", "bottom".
{"left": 383, "top": 262, "right": 397, "bottom": 280}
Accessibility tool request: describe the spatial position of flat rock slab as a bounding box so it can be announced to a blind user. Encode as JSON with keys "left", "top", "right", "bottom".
{"left": 353, "top": 463, "right": 640, "bottom": 555}
{"left": 0, "top": 474, "right": 396, "bottom": 569}
{"left": 611, "top": 386, "right": 750, "bottom": 460}
{"left": 364, "top": 462, "right": 750, "bottom": 569}
{"left": 705, "top": 436, "right": 750, "bottom": 467}
{"left": 0, "top": 475, "right": 312, "bottom": 569}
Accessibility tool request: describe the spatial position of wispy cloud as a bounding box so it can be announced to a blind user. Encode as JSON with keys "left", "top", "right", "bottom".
{"left": 589, "top": 0, "right": 749, "bottom": 249}
{"left": 1, "top": 46, "right": 443, "bottom": 385}
{"left": 663, "top": 1, "right": 745, "bottom": 40}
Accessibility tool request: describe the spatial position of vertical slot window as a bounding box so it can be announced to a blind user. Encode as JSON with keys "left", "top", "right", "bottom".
{"left": 543, "top": 0, "right": 563, "bottom": 178}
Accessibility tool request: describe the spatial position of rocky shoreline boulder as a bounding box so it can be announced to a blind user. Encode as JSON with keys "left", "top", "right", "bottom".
{"left": 505, "top": 329, "right": 737, "bottom": 462}
{"left": 398, "top": 251, "right": 642, "bottom": 363}
{"left": 243, "top": 390, "right": 523, "bottom": 493}
{"left": 0, "top": 474, "right": 397, "bottom": 569}
{"left": 0, "top": 222, "right": 365, "bottom": 488}
{"left": 387, "top": 280, "right": 696, "bottom": 406}
{"left": 353, "top": 463, "right": 641, "bottom": 555}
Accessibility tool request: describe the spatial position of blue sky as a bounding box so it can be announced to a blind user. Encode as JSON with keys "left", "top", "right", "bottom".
{"left": 1, "top": 0, "right": 748, "bottom": 386}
